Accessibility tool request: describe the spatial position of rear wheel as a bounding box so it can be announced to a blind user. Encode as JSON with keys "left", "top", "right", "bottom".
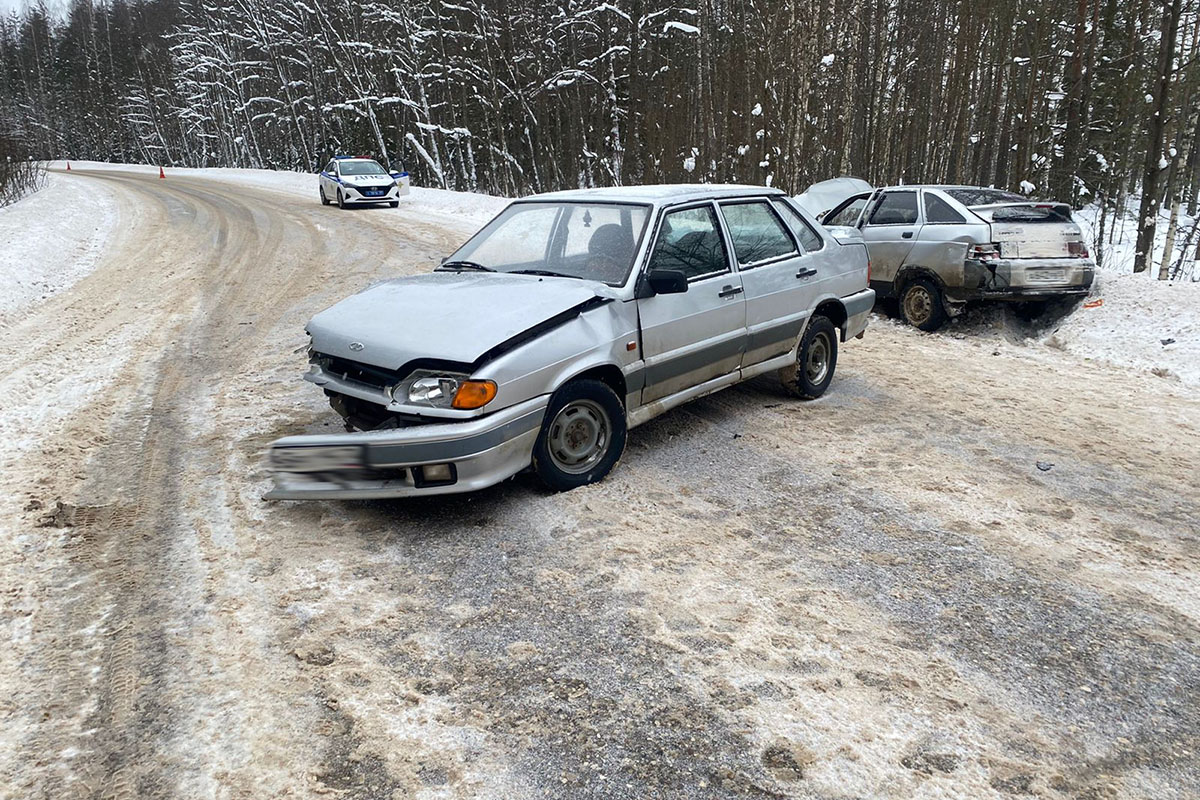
{"left": 533, "top": 379, "right": 626, "bottom": 491}
{"left": 900, "top": 278, "right": 948, "bottom": 331}
{"left": 779, "top": 315, "right": 838, "bottom": 400}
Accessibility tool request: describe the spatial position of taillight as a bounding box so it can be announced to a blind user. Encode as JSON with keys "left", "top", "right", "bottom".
{"left": 1068, "top": 241, "right": 1089, "bottom": 258}
{"left": 971, "top": 244, "right": 1000, "bottom": 261}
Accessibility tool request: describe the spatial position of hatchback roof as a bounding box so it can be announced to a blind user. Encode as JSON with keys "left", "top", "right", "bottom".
{"left": 524, "top": 184, "right": 784, "bottom": 204}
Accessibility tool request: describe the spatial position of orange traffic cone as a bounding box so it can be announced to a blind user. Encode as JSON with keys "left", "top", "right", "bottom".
{"left": 66, "top": 161, "right": 71, "bottom": 171}
{"left": 158, "top": 166, "right": 166, "bottom": 179}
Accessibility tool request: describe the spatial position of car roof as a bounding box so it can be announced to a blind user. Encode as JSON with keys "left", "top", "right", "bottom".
{"left": 522, "top": 183, "right": 785, "bottom": 205}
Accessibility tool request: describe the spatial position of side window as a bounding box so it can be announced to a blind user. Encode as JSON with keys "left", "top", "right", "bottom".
{"left": 647, "top": 206, "right": 730, "bottom": 281}
{"left": 324, "top": 161, "right": 335, "bottom": 174}
{"left": 720, "top": 201, "right": 799, "bottom": 266}
{"left": 924, "top": 193, "right": 967, "bottom": 224}
{"left": 825, "top": 195, "right": 868, "bottom": 227}
{"left": 867, "top": 191, "right": 919, "bottom": 225}
{"left": 772, "top": 199, "right": 824, "bottom": 252}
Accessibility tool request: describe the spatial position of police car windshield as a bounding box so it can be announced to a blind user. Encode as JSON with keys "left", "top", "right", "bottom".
{"left": 339, "top": 161, "right": 387, "bottom": 176}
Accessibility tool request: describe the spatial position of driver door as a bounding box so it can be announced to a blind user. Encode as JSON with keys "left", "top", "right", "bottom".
{"left": 636, "top": 203, "right": 746, "bottom": 404}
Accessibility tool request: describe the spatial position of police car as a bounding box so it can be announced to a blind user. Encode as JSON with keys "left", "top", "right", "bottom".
{"left": 318, "top": 156, "right": 406, "bottom": 208}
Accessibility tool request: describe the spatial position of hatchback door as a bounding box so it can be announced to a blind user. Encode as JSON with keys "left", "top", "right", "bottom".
{"left": 859, "top": 190, "right": 922, "bottom": 285}
{"left": 637, "top": 203, "right": 746, "bottom": 404}
{"left": 717, "top": 198, "right": 816, "bottom": 367}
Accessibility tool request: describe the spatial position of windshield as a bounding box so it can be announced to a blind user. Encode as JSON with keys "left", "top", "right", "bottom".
{"left": 339, "top": 160, "right": 387, "bottom": 176}
{"left": 446, "top": 201, "right": 651, "bottom": 285}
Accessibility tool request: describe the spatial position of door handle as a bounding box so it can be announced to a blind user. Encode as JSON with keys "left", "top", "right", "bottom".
{"left": 901, "top": 231, "right": 914, "bottom": 239}
{"left": 795, "top": 267, "right": 818, "bottom": 278}
{"left": 718, "top": 285, "right": 744, "bottom": 298}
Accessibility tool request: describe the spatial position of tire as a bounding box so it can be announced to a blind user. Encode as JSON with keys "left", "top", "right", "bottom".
{"left": 779, "top": 315, "right": 838, "bottom": 400}
{"left": 319, "top": 186, "right": 330, "bottom": 206}
{"left": 337, "top": 190, "right": 347, "bottom": 209}
{"left": 899, "top": 277, "right": 948, "bottom": 331}
{"left": 533, "top": 379, "right": 626, "bottom": 491}
{"left": 388, "top": 200, "right": 399, "bottom": 208}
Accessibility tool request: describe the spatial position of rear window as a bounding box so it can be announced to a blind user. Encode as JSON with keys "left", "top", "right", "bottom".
{"left": 988, "top": 205, "right": 1074, "bottom": 223}
{"left": 945, "top": 188, "right": 1026, "bottom": 206}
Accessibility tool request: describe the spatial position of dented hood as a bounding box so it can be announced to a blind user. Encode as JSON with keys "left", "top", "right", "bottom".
{"left": 306, "top": 272, "right": 613, "bottom": 370}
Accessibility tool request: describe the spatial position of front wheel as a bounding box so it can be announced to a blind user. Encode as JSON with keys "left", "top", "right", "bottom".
{"left": 533, "top": 379, "right": 626, "bottom": 491}
{"left": 900, "top": 278, "right": 948, "bottom": 331}
{"left": 337, "top": 190, "right": 347, "bottom": 210}
{"left": 779, "top": 315, "right": 838, "bottom": 400}
{"left": 388, "top": 200, "right": 399, "bottom": 208}
{"left": 319, "top": 186, "right": 330, "bottom": 206}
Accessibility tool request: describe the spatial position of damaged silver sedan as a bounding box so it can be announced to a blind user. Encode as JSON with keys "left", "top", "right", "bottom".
{"left": 266, "top": 184, "right": 874, "bottom": 499}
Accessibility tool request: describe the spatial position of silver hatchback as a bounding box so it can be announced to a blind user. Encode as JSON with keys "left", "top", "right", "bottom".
{"left": 267, "top": 185, "right": 874, "bottom": 499}
{"left": 822, "top": 186, "right": 1095, "bottom": 330}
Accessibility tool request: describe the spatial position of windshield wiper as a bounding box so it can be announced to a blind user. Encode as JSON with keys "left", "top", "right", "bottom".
{"left": 508, "top": 269, "right": 576, "bottom": 279}
{"left": 437, "top": 260, "right": 494, "bottom": 272}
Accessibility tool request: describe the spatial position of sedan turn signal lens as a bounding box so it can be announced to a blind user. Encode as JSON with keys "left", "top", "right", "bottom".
{"left": 451, "top": 380, "right": 497, "bottom": 409}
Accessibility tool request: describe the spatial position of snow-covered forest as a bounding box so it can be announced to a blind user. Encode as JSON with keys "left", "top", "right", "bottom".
{"left": 1, "top": 0, "right": 1198, "bottom": 266}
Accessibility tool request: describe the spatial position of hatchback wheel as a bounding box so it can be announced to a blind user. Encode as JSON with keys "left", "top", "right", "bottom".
{"left": 900, "top": 278, "right": 948, "bottom": 331}
{"left": 533, "top": 379, "right": 626, "bottom": 491}
{"left": 780, "top": 315, "right": 838, "bottom": 400}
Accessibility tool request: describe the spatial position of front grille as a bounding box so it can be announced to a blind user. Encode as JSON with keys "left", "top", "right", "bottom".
{"left": 314, "top": 353, "right": 400, "bottom": 391}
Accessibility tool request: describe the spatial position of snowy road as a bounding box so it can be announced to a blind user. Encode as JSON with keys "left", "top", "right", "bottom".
{"left": 2, "top": 169, "right": 1198, "bottom": 800}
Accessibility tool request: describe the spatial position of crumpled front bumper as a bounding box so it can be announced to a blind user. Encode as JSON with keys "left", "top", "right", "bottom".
{"left": 264, "top": 395, "right": 548, "bottom": 500}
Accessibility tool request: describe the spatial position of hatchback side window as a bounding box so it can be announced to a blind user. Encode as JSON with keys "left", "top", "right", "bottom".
{"left": 772, "top": 199, "right": 824, "bottom": 252}
{"left": 868, "top": 191, "right": 919, "bottom": 225}
{"left": 720, "top": 201, "right": 799, "bottom": 266}
{"left": 924, "top": 193, "right": 967, "bottom": 224}
{"left": 647, "top": 206, "right": 730, "bottom": 281}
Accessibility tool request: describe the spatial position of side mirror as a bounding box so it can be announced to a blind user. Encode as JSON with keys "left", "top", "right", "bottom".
{"left": 645, "top": 269, "right": 688, "bottom": 295}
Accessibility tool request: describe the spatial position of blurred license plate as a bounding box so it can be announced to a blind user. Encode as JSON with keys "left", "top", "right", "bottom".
{"left": 272, "top": 445, "right": 364, "bottom": 472}
{"left": 1028, "top": 269, "right": 1066, "bottom": 283}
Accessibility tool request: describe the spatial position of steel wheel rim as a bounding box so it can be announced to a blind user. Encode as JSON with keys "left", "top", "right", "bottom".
{"left": 805, "top": 332, "right": 831, "bottom": 384}
{"left": 547, "top": 399, "right": 610, "bottom": 475}
{"left": 904, "top": 286, "right": 933, "bottom": 325}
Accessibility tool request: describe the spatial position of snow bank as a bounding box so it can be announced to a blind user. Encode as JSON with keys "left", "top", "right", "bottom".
{"left": 0, "top": 170, "right": 119, "bottom": 327}
{"left": 1041, "top": 272, "right": 1200, "bottom": 387}
{"left": 1054, "top": 199, "right": 1199, "bottom": 385}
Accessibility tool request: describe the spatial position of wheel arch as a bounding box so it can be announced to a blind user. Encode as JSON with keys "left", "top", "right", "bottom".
{"left": 812, "top": 298, "right": 849, "bottom": 341}
{"left": 894, "top": 266, "right": 949, "bottom": 296}
{"left": 560, "top": 364, "right": 627, "bottom": 408}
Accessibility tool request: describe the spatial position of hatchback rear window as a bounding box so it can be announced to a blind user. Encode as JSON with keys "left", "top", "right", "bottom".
{"left": 945, "top": 188, "right": 1026, "bottom": 206}
{"left": 988, "top": 205, "right": 1074, "bottom": 223}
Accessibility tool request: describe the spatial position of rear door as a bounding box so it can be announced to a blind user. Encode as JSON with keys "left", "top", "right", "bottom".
{"left": 637, "top": 203, "right": 746, "bottom": 403}
{"left": 717, "top": 198, "right": 815, "bottom": 367}
{"left": 859, "top": 190, "right": 922, "bottom": 285}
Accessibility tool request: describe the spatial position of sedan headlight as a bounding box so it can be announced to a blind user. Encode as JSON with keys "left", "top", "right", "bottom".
{"left": 396, "top": 371, "right": 497, "bottom": 410}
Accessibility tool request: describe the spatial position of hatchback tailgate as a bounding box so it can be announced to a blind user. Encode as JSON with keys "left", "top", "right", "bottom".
{"left": 971, "top": 202, "right": 1087, "bottom": 259}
